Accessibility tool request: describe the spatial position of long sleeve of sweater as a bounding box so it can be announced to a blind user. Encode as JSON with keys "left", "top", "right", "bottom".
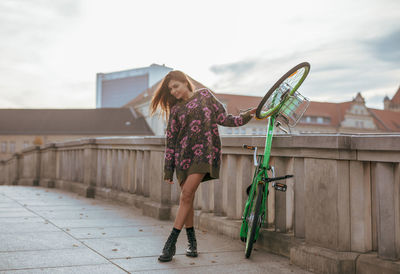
{"left": 164, "top": 107, "right": 179, "bottom": 180}
{"left": 207, "top": 90, "right": 253, "bottom": 127}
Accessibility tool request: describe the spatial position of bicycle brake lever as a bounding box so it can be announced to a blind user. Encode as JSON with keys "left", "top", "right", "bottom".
{"left": 275, "top": 121, "right": 289, "bottom": 134}
{"left": 271, "top": 166, "right": 275, "bottom": 177}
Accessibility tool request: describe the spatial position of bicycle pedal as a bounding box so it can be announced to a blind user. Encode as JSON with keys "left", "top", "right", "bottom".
{"left": 273, "top": 182, "right": 287, "bottom": 192}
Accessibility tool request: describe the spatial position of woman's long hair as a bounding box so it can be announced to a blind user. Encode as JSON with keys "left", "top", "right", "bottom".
{"left": 150, "top": 70, "right": 195, "bottom": 120}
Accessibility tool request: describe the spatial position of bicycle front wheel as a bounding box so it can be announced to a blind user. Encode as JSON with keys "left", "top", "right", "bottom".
{"left": 245, "top": 183, "right": 264, "bottom": 258}
{"left": 256, "top": 62, "right": 310, "bottom": 119}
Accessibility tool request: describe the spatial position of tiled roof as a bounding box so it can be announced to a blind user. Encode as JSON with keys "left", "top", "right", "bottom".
{"left": 298, "top": 100, "right": 400, "bottom": 131}
{"left": 368, "top": 108, "right": 400, "bottom": 131}
{"left": 0, "top": 108, "right": 153, "bottom": 135}
{"left": 303, "top": 101, "right": 352, "bottom": 127}
{"left": 214, "top": 93, "right": 262, "bottom": 115}
{"left": 391, "top": 85, "right": 400, "bottom": 104}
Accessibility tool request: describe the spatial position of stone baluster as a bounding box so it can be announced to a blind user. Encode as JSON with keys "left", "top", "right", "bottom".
{"left": 20, "top": 146, "right": 41, "bottom": 186}
{"left": 141, "top": 137, "right": 171, "bottom": 220}
{"left": 374, "top": 162, "right": 399, "bottom": 260}
{"left": 134, "top": 150, "right": 143, "bottom": 195}
{"left": 142, "top": 150, "right": 150, "bottom": 197}
{"left": 128, "top": 150, "right": 136, "bottom": 194}
{"left": 11, "top": 153, "right": 21, "bottom": 185}
{"left": 293, "top": 157, "right": 305, "bottom": 238}
{"left": 349, "top": 161, "right": 372, "bottom": 252}
{"left": 39, "top": 143, "right": 56, "bottom": 188}
{"left": 273, "top": 156, "right": 295, "bottom": 233}
{"left": 303, "top": 158, "right": 351, "bottom": 251}
{"left": 142, "top": 149, "right": 171, "bottom": 220}
{"left": 0, "top": 160, "right": 4, "bottom": 185}
{"left": 224, "top": 154, "right": 238, "bottom": 218}
{"left": 82, "top": 139, "right": 97, "bottom": 198}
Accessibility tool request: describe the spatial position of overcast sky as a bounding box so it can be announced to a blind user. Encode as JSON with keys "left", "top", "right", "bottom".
{"left": 0, "top": 0, "right": 399, "bottom": 109}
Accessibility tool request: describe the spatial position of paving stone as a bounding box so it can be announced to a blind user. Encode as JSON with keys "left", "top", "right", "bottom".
{"left": 0, "top": 208, "right": 33, "bottom": 213}
{"left": 82, "top": 232, "right": 243, "bottom": 259}
{"left": 0, "top": 231, "right": 81, "bottom": 252}
{"left": 38, "top": 209, "right": 121, "bottom": 220}
{"left": 0, "top": 211, "right": 38, "bottom": 218}
{"left": 38, "top": 209, "right": 159, "bottom": 221}
{"left": 112, "top": 250, "right": 311, "bottom": 273}
{"left": 0, "top": 186, "right": 312, "bottom": 273}
{"left": 131, "top": 263, "right": 305, "bottom": 274}
{"left": 50, "top": 218, "right": 164, "bottom": 229}
{"left": 66, "top": 224, "right": 170, "bottom": 239}
{"left": 0, "top": 202, "right": 20, "bottom": 208}
{"left": 1, "top": 264, "right": 126, "bottom": 274}
{"left": 27, "top": 205, "right": 116, "bottom": 212}
{"left": 9, "top": 201, "right": 86, "bottom": 207}
{"left": 0, "top": 222, "right": 59, "bottom": 233}
{"left": 0, "top": 217, "right": 44, "bottom": 223}
{"left": 0, "top": 248, "right": 108, "bottom": 271}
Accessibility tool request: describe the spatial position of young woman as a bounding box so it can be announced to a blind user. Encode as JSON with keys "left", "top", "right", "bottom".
{"left": 150, "top": 70, "right": 256, "bottom": 262}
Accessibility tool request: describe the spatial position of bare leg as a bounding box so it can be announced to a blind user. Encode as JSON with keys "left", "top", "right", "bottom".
{"left": 173, "top": 173, "right": 204, "bottom": 230}
{"left": 180, "top": 180, "right": 195, "bottom": 228}
{"left": 184, "top": 204, "right": 194, "bottom": 228}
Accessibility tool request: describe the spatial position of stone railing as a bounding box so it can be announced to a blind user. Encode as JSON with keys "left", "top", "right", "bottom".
{"left": 1, "top": 134, "right": 399, "bottom": 274}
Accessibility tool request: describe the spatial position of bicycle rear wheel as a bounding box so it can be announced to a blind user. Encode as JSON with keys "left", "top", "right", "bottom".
{"left": 245, "top": 183, "right": 264, "bottom": 258}
{"left": 256, "top": 62, "right": 310, "bottom": 120}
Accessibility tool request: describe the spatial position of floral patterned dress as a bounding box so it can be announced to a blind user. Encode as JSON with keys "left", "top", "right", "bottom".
{"left": 164, "top": 88, "right": 252, "bottom": 185}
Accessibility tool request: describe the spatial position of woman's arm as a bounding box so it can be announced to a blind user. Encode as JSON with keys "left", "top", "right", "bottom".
{"left": 206, "top": 89, "right": 255, "bottom": 127}
{"left": 164, "top": 107, "right": 179, "bottom": 181}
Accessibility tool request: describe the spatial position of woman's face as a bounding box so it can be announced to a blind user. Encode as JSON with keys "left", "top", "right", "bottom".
{"left": 168, "top": 79, "right": 191, "bottom": 100}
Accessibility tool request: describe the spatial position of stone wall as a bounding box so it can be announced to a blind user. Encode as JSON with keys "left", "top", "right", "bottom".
{"left": 1, "top": 134, "right": 399, "bottom": 274}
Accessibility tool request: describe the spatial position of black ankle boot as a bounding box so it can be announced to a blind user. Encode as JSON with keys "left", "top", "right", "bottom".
{"left": 186, "top": 227, "right": 198, "bottom": 257}
{"left": 158, "top": 228, "right": 180, "bottom": 262}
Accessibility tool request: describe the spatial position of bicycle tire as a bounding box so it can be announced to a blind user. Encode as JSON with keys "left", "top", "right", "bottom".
{"left": 245, "top": 183, "right": 264, "bottom": 258}
{"left": 256, "top": 62, "right": 310, "bottom": 120}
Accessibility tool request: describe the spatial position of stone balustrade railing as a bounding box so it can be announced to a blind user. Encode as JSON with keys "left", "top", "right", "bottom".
{"left": 1, "top": 134, "right": 399, "bottom": 273}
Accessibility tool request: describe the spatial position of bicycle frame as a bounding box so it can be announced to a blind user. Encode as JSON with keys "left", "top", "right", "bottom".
{"left": 240, "top": 114, "right": 276, "bottom": 241}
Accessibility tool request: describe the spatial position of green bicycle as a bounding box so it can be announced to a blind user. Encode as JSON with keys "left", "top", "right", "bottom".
{"left": 240, "top": 62, "right": 311, "bottom": 258}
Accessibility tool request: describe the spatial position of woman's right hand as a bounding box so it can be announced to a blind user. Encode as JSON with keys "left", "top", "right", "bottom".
{"left": 165, "top": 179, "right": 174, "bottom": 184}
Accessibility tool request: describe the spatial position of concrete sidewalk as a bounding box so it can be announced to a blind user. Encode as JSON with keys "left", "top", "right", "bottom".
{"left": 0, "top": 186, "right": 312, "bottom": 273}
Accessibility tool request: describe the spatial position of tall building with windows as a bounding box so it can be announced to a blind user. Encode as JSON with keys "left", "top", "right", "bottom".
{"left": 96, "top": 63, "right": 172, "bottom": 108}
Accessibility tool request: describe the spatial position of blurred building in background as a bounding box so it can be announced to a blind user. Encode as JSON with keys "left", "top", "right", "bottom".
{"left": 297, "top": 91, "right": 400, "bottom": 134}
{"left": 0, "top": 109, "right": 152, "bottom": 160}
{"left": 124, "top": 72, "right": 400, "bottom": 136}
{"left": 96, "top": 63, "right": 172, "bottom": 108}
{"left": 1, "top": 64, "right": 399, "bottom": 161}
{"left": 384, "top": 86, "right": 400, "bottom": 112}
